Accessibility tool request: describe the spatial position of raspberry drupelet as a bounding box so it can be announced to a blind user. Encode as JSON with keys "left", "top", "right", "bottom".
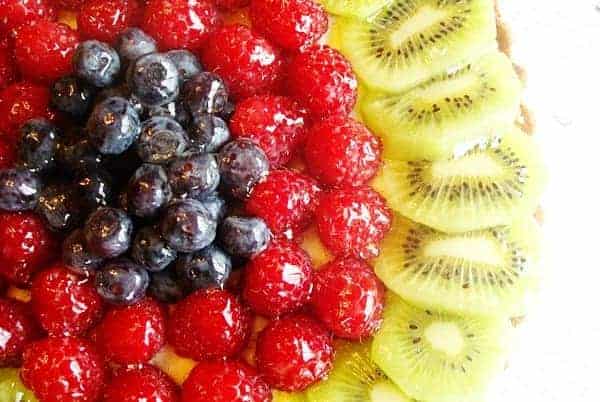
{"left": 0, "top": 82, "right": 53, "bottom": 138}
{"left": 103, "top": 365, "right": 179, "bottom": 402}
{"left": 0, "top": 0, "right": 56, "bottom": 37}
{"left": 0, "top": 299, "right": 41, "bottom": 366}
{"left": 77, "top": 0, "right": 142, "bottom": 44}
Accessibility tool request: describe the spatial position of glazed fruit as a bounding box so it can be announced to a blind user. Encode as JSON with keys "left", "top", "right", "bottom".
{"left": 77, "top": 0, "right": 141, "bottom": 43}
{"left": 116, "top": 28, "right": 158, "bottom": 65}
{"left": 128, "top": 52, "right": 180, "bottom": 107}
{"left": 137, "top": 116, "right": 189, "bottom": 164}
{"left": 218, "top": 139, "right": 270, "bottom": 200}
{"left": 0, "top": 368, "right": 38, "bottom": 401}
{"left": 73, "top": 40, "right": 121, "bottom": 88}
{"left": 17, "top": 118, "right": 59, "bottom": 173}
{"left": 50, "top": 76, "right": 96, "bottom": 119}
{"left": 36, "top": 183, "right": 84, "bottom": 232}
{"left": 0, "top": 299, "right": 40, "bottom": 366}
{"left": 0, "top": 0, "right": 56, "bottom": 37}
{"left": 167, "top": 152, "right": 219, "bottom": 198}
{"left": 61, "top": 229, "right": 104, "bottom": 275}
{"left": 0, "top": 138, "right": 16, "bottom": 169}
{"left": 86, "top": 96, "right": 141, "bottom": 155}
{"left": 175, "top": 245, "right": 232, "bottom": 291}
{"left": 95, "top": 259, "right": 150, "bottom": 305}
{"left": 131, "top": 226, "right": 177, "bottom": 272}
{"left": 160, "top": 199, "right": 217, "bottom": 253}
{"left": 83, "top": 207, "right": 133, "bottom": 258}
{"left": 182, "top": 72, "right": 228, "bottom": 116}
{"left": 104, "top": 365, "right": 179, "bottom": 402}
{"left": 0, "top": 82, "right": 52, "bottom": 137}
{"left": 218, "top": 216, "right": 271, "bottom": 258}
{"left": 0, "top": 47, "right": 16, "bottom": 90}
{"left": 0, "top": 168, "right": 42, "bottom": 212}
{"left": 126, "top": 164, "right": 172, "bottom": 218}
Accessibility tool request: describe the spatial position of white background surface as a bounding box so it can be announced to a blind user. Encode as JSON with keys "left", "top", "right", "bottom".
{"left": 486, "top": 1, "right": 600, "bottom": 401}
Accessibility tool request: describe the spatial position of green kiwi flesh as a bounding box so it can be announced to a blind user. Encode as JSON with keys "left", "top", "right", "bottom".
{"left": 360, "top": 51, "right": 522, "bottom": 161}
{"left": 374, "top": 214, "right": 541, "bottom": 316}
{"left": 335, "top": 0, "right": 496, "bottom": 93}
{"left": 319, "top": 0, "right": 392, "bottom": 20}
{"left": 371, "top": 126, "right": 547, "bottom": 233}
{"left": 372, "top": 294, "right": 508, "bottom": 402}
{"left": 274, "top": 390, "right": 307, "bottom": 402}
{"left": 306, "top": 341, "right": 414, "bottom": 402}
{"left": 0, "top": 368, "right": 38, "bottom": 402}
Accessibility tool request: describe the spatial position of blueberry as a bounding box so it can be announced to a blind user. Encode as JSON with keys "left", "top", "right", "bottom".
{"left": 87, "top": 96, "right": 141, "bottom": 155}
{"left": 56, "top": 134, "right": 103, "bottom": 171}
{"left": 116, "top": 28, "right": 158, "bottom": 65}
{"left": 196, "top": 192, "right": 226, "bottom": 221}
{"left": 126, "top": 164, "right": 172, "bottom": 218}
{"left": 188, "top": 114, "right": 230, "bottom": 153}
{"left": 131, "top": 226, "right": 177, "bottom": 272}
{"left": 218, "top": 139, "right": 269, "bottom": 200}
{"left": 128, "top": 52, "right": 179, "bottom": 107}
{"left": 168, "top": 152, "right": 220, "bottom": 198}
{"left": 219, "top": 101, "right": 236, "bottom": 121}
{"left": 75, "top": 168, "right": 113, "bottom": 209}
{"left": 160, "top": 199, "right": 217, "bottom": 253}
{"left": 73, "top": 40, "right": 121, "bottom": 88}
{"left": 17, "top": 118, "right": 59, "bottom": 172}
{"left": 136, "top": 117, "right": 188, "bottom": 164}
{"left": 36, "top": 184, "right": 83, "bottom": 232}
{"left": 145, "top": 101, "right": 191, "bottom": 127}
{"left": 62, "top": 229, "right": 104, "bottom": 275}
{"left": 95, "top": 258, "right": 149, "bottom": 305}
{"left": 148, "top": 269, "right": 185, "bottom": 303}
{"left": 176, "top": 245, "right": 231, "bottom": 291}
{"left": 183, "top": 72, "right": 228, "bottom": 116}
{"left": 166, "top": 50, "right": 202, "bottom": 83}
{"left": 103, "top": 148, "right": 143, "bottom": 186}
{"left": 0, "top": 168, "right": 41, "bottom": 211}
{"left": 84, "top": 207, "right": 133, "bottom": 258}
{"left": 218, "top": 216, "right": 271, "bottom": 258}
{"left": 96, "top": 85, "right": 145, "bottom": 115}
{"left": 51, "top": 76, "right": 96, "bottom": 119}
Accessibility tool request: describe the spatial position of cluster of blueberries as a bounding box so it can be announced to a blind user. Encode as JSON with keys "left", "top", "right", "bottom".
{"left": 0, "top": 28, "right": 272, "bottom": 305}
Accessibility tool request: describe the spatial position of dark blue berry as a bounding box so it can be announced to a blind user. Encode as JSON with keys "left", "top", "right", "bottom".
{"left": 196, "top": 192, "right": 226, "bottom": 221}
{"left": 84, "top": 207, "right": 133, "bottom": 258}
{"left": 128, "top": 52, "right": 179, "bottom": 107}
{"left": 73, "top": 40, "right": 121, "bottom": 88}
{"left": 218, "top": 139, "right": 269, "bottom": 200}
{"left": 175, "top": 245, "right": 231, "bottom": 291}
{"left": 148, "top": 269, "right": 185, "bottom": 303}
{"left": 95, "top": 258, "right": 149, "bottom": 305}
{"left": 166, "top": 50, "right": 202, "bottom": 83}
{"left": 51, "top": 76, "right": 96, "bottom": 119}
{"left": 103, "top": 148, "right": 143, "bottom": 186}
{"left": 62, "top": 229, "right": 104, "bottom": 276}
{"left": 219, "top": 101, "right": 236, "bottom": 121}
{"left": 17, "top": 118, "right": 59, "bottom": 173}
{"left": 75, "top": 168, "right": 113, "bottom": 209}
{"left": 96, "top": 85, "right": 145, "bottom": 115}
{"left": 116, "top": 28, "right": 157, "bottom": 65}
{"left": 145, "top": 101, "right": 191, "bottom": 127}
{"left": 160, "top": 199, "right": 217, "bottom": 253}
{"left": 57, "top": 134, "right": 103, "bottom": 171}
{"left": 36, "top": 184, "right": 83, "bottom": 232}
{"left": 0, "top": 168, "right": 41, "bottom": 211}
{"left": 126, "top": 164, "right": 172, "bottom": 218}
{"left": 168, "top": 152, "right": 219, "bottom": 198}
{"left": 218, "top": 216, "right": 271, "bottom": 258}
{"left": 131, "top": 226, "right": 177, "bottom": 272}
{"left": 188, "top": 114, "right": 230, "bottom": 153}
{"left": 182, "top": 72, "right": 228, "bottom": 116}
{"left": 87, "top": 96, "right": 141, "bottom": 155}
{"left": 136, "top": 117, "right": 188, "bottom": 164}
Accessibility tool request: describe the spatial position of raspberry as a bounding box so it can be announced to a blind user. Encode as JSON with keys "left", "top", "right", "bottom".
{"left": 246, "top": 169, "right": 321, "bottom": 237}
{"left": 142, "top": 0, "right": 220, "bottom": 51}
{"left": 287, "top": 45, "right": 357, "bottom": 121}
{"left": 201, "top": 24, "right": 284, "bottom": 100}
{"left": 256, "top": 314, "right": 333, "bottom": 391}
{"left": 183, "top": 360, "right": 271, "bottom": 402}
{"left": 0, "top": 299, "right": 41, "bottom": 366}
{"left": 14, "top": 20, "right": 79, "bottom": 82}
{"left": 31, "top": 265, "right": 104, "bottom": 337}
{"left": 103, "top": 365, "right": 179, "bottom": 402}
{"left": 230, "top": 95, "right": 308, "bottom": 167}
{"left": 168, "top": 288, "right": 251, "bottom": 360}
{"left": 0, "top": 0, "right": 56, "bottom": 37}
{"left": 53, "top": 0, "right": 86, "bottom": 10}
{"left": 304, "top": 116, "right": 382, "bottom": 188}
{"left": 78, "top": 0, "right": 142, "bottom": 43}
{"left": 94, "top": 298, "right": 165, "bottom": 364}
{"left": 0, "top": 212, "right": 57, "bottom": 286}
{"left": 250, "top": 0, "right": 327, "bottom": 51}
{"left": 0, "top": 82, "right": 53, "bottom": 138}
{"left": 243, "top": 240, "right": 313, "bottom": 317}
{"left": 0, "top": 47, "right": 16, "bottom": 90}
{"left": 22, "top": 337, "right": 104, "bottom": 402}
{"left": 316, "top": 187, "right": 392, "bottom": 260}
{"left": 0, "top": 138, "right": 16, "bottom": 169}
{"left": 311, "top": 257, "right": 384, "bottom": 339}
{"left": 215, "top": 0, "right": 249, "bottom": 10}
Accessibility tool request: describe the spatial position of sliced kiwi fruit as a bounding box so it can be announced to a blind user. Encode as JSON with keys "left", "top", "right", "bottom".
{"left": 0, "top": 368, "right": 38, "bottom": 402}
{"left": 360, "top": 51, "right": 522, "bottom": 161}
{"left": 374, "top": 214, "right": 541, "bottom": 316}
{"left": 372, "top": 294, "right": 508, "bottom": 402}
{"left": 319, "top": 0, "right": 391, "bottom": 20}
{"left": 371, "top": 126, "right": 547, "bottom": 233}
{"left": 274, "top": 390, "right": 307, "bottom": 402}
{"left": 335, "top": 0, "right": 497, "bottom": 94}
{"left": 307, "top": 341, "right": 414, "bottom": 402}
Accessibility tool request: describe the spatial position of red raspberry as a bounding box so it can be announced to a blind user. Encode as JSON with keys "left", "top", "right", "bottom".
{"left": 230, "top": 95, "right": 308, "bottom": 167}
{"left": 53, "top": 0, "right": 86, "bottom": 10}
{"left": 22, "top": 337, "right": 104, "bottom": 402}
{"left": 304, "top": 116, "right": 382, "bottom": 188}
{"left": 78, "top": 0, "right": 142, "bottom": 43}
{"left": 243, "top": 240, "right": 313, "bottom": 317}
{"left": 256, "top": 314, "right": 333, "bottom": 391}
{"left": 0, "top": 212, "right": 57, "bottom": 286}
{"left": 0, "top": 82, "right": 52, "bottom": 138}
{"left": 142, "top": 0, "right": 220, "bottom": 51}
{"left": 316, "top": 187, "right": 392, "bottom": 260}
{"left": 250, "top": 0, "right": 327, "bottom": 51}
{"left": 95, "top": 298, "right": 165, "bottom": 364}
{"left": 201, "top": 24, "right": 284, "bottom": 100}
{"left": 215, "top": 0, "right": 249, "bottom": 10}
{"left": 183, "top": 359, "right": 271, "bottom": 402}
{"left": 0, "top": 137, "right": 16, "bottom": 169}
{"left": 0, "top": 0, "right": 56, "bottom": 37}
{"left": 104, "top": 365, "right": 179, "bottom": 402}
{"left": 31, "top": 265, "right": 104, "bottom": 337}
{"left": 287, "top": 45, "right": 357, "bottom": 121}
{"left": 0, "top": 299, "right": 41, "bottom": 366}
{"left": 246, "top": 169, "right": 320, "bottom": 237}
{"left": 14, "top": 20, "right": 79, "bottom": 83}
{"left": 311, "top": 257, "right": 384, "bottom": 339}
{"left": 0, "top": 47, "right": 16, "bottom": 90}
{"left": 168, "top": 289, "right": 251, "bottom": 361}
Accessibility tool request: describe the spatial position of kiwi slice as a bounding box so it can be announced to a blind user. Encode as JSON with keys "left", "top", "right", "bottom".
{"left": 274, "top": 390, "right": 307, "bottom": 402}
{"left": 372, "top": 294, "right": 508, "bottom": 402}
{"left": 374, "top": 214, "right": 541, "bottom": 316}
{"left": 371, "top": 126, "right": 547, "bottom": 233}
{"left": 360, "top": 51, "right": 522, "bottom": 161}
{"left": 306, "top": 341, "right": 414, "bottom": 402}
{"left": 0, "top": 368, "right": 38, "bottom": 402}
{"left": 319, "top": 0, "right": 391, "bottom": 20}
{"left": 335, "top": 0, "right": 496, "bottom": 94}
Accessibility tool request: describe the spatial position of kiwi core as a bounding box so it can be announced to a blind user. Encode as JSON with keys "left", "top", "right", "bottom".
{"left": 388, "top": 6, "right": 447, "bottom": 49}
{"left": 425, "top": 322, "right": 464, "bottom": 356}
{"left": 423, "top": 237, "right": 505, "bottom": 266}
{"left": 430, "top": 153, "right": 503, "bottom": 179}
